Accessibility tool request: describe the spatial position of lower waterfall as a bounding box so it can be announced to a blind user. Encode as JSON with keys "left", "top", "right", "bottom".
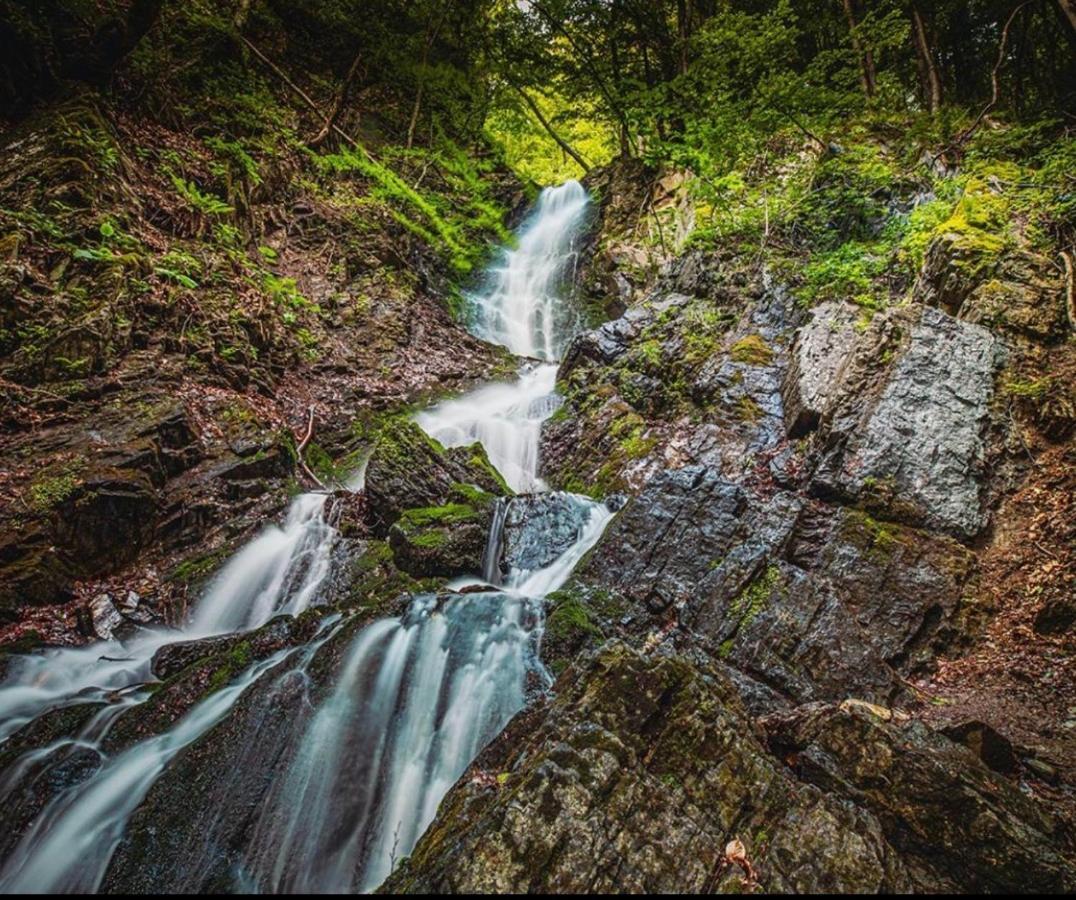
{"left": 0, "top": 179, "right": 599, "bottom": 893}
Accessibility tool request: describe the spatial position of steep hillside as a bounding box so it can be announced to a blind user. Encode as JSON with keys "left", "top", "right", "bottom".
{"left": 0, "top": 0, "right": 1074, "bottom": 894}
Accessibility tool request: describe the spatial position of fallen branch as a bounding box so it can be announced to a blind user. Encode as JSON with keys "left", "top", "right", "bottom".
{"left": 294, "top": 405, "right": 326, "bottom": 489}
{"left": 238, "top": 35, "right": 374, "bottom": 160}
{"left": 310, "top": 52, "right": 364, "bottom": 148}
{"left": 509, "top": 79, "right": 591, "bottom": 173}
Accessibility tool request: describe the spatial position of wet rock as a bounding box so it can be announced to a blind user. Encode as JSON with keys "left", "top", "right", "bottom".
{"left": 385, "top": 644, "right": 910, "bottom": 893}
{"left": 76, "top": 592, "right": 124, "bottom": 640}
{"left": 498, "top": 493, "right": 599, "bottom": 575}
{"left": 764, "top": 699, "right": 1075, "bottom": 892}
{"left": 562, "top": 467, "right": 973, "bottom": 712}
{"left": 803, "top": 304, "right": 1006, "bottom": 539}
{"left": 559, "top": 304, "right": 651, "bottom": 369}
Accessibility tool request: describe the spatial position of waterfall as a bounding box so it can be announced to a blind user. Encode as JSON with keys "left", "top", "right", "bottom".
{"left": 415, "top": 179, "right": 590, "bottom": 493}
{"left": 0, "top": 492, "right": 339, "bottom": 746}
{"left": 0, "top": 180, "right": 605, "bottom": 895}
{"left": 239, "top": 491, "right": 610, "bottom": 893}
{"left": 470, "top": 178, "right": 590, "bottom": 361}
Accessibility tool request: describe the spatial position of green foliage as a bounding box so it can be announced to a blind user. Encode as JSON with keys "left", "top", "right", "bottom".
{"left": 316, "top": 142, "right": 506, "bottom": 275}
{"left": 485, "top": 89, "right": 616, "bottom": 185}
{"left": 170, "top": 175, "right": 234, "bottom": 217}
{"left": 729, "top": 564, "right": 781, "bottom": 626}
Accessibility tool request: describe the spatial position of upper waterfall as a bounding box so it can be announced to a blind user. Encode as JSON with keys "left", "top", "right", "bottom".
{"left": 415, "top": 180, "right": 591, "bottom": 492}
{"left": 469, "top": 179, "right": 590, "bottom": 361}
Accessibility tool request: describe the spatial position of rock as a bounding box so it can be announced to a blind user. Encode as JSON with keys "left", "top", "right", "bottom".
{"left": 498, "top": 492, "right": 601, "bottom": 576}
{"left": 912, "top": 229, "right": 1000, "bottom": 314}
{"left": 782, "top": 301, "right": 860, "bottom": 437}
{"left": 385, "top": 645, "right": 909, "bottom": 894}
{"left": 1035, "top": 594, "right": 1076, "bottom": 635}
{"left": 764, "top": 700, "right": 1075, "bottom": 892}
{"left": 54, "top": 470, "right": 158, "bottom": 574}
{"left": 915, "top": 235, "right": 1066, "bottom": 342}
{"left": 559, "top": 467, "right": 973, "bottom": 712}
{"left": 803, "top": 304, "right": 1006, "bottom": 539}
{"left": 1025, "top": 757, "right": 1060, "bottom": 783}
{"left": 388, "top": 498, "right": 493, "bottom": 579}
{"left": 362, "top": 417, "right": 508, "bottom": 536}
{"left": 83, "top": 592, "right": 123, "bottom": 640}
{"left": 940, "top": 719, "right": 1017, "bottom": 773}
{"left": 559, "top": 304, "right": 651, "bottom": 369}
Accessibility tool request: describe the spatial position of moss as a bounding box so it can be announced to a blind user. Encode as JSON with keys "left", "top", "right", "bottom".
{"left": 449, "top": 482, "right": 496, "bottom": 506}
{"left": 167, "top": 546, "right": 231, "bottom": 584}
{"left": 395, "top": 502, "right": 482, "bottom": 532}
{"left": 729, "top": 334, "right": 773, "bottom": 366}
{"left": 26, "top": 462, "right": 83, "bottom": 512}
{"left": 545, "top": 590, "right": 602, "bottom": 645}
{"left": 843, "top": 509, "right": 905, "bottom": 559}
{"left": 465, "top": 442, "right": 512, "bottom": 496}
{"left": 1004, "top": 376, "right": 1052, "bottom": 399}
{"left": 734, "top": 396, "right": 764, "bottom": 422}
{"left": 729, "top": 564, "right": 780, "bottom": 626}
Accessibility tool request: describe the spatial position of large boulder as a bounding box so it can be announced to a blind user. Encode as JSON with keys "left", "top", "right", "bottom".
{"left": 361, "top": 416, "right": 508, "bottom": 536}
{"left": 387, "top": 493, "right": 495, "bottom": 579}
{"left": 785, "top": 303, "right": 1006, "bottom": 539}
{"left": 914, "top": 234, "right": 1066, "bottom": 342}
{"left": 385, "top": 646, "right": 1075, "bottom": 894}
{"left": 764, "top": 699, "right": 1076, "bottom": 892}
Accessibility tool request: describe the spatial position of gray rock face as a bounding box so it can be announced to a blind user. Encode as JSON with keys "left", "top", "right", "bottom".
{"left": 385, "top": 645, "right": 909, "bottom": 894}
{"left": 783, "top": 303, "right": 1006, "bottom": 539}
{"left": 782, "top": 301, "right": 861, "bottom": 436}
{"left": 565, "top": 466, "right": 974, "bottom": 712}
{"left": 765, "top": 700, "right": 1076, "bottom": 893}
{"left": 498, "top": 492, "right": 598, "bottom": 575}
{"left": 816, "top": 306, "right": 1005, "bottom": 538}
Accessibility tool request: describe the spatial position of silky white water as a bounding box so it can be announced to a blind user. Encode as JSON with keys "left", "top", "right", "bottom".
{"left": 0, "top": 181, "right": 606, "bottom": 895}
{"left": 241, "top": 489, "right": 612, "bottom": 893}
{"left": 0, "top": 492, "right": 339, "bottom": 746}
{"left": 470, "top": 178, "right": 590, "bottom": 361}
{"left": 235, "top": 180, "right": 607, "bottom": 892}
{"left": 416, "top": 179, "right": 590, "bottom": 493}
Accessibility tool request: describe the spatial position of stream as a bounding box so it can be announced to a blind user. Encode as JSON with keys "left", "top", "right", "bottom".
{"left": 0, "top": 179, "right": 602, "bottom": 893}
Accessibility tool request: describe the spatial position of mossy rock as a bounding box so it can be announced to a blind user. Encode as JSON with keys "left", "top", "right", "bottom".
{"left": 361, "top": 416, "right": 509, "bottom": 536}
{"left": 388, "top": 492, "right": 494, "bottom": 579}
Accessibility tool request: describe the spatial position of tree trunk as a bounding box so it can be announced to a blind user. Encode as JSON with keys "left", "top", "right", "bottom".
{"left": 911, "top": 3, "right": 942, "bottom": 113}
{"left": 511, "top": 82, "right": 591, "bottom": 173}
{"left": 842, "top": 0, "right": 876, "bottom": 99}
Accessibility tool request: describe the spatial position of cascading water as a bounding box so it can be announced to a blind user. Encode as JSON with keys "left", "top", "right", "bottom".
{"left": 0, "top": 492, "right": 342, "bottom": 893}
{"left": 229, "top": 180, "right": 606, "bottom": 891}
{"left": 0, "top": 492, "right": 339, "bottom": 745}
{"left": 470, "top": 178, "right": 590, "bottom": 361}
{"left": 415, "top": 179, "right": 591, "bottom": 493}
{"left": 0, "top": 179, "right": 607, "bottom": 894}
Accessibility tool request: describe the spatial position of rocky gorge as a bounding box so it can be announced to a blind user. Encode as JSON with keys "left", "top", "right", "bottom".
{"left": 1, "top": 0, "right": 1075, "bottom": 894}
